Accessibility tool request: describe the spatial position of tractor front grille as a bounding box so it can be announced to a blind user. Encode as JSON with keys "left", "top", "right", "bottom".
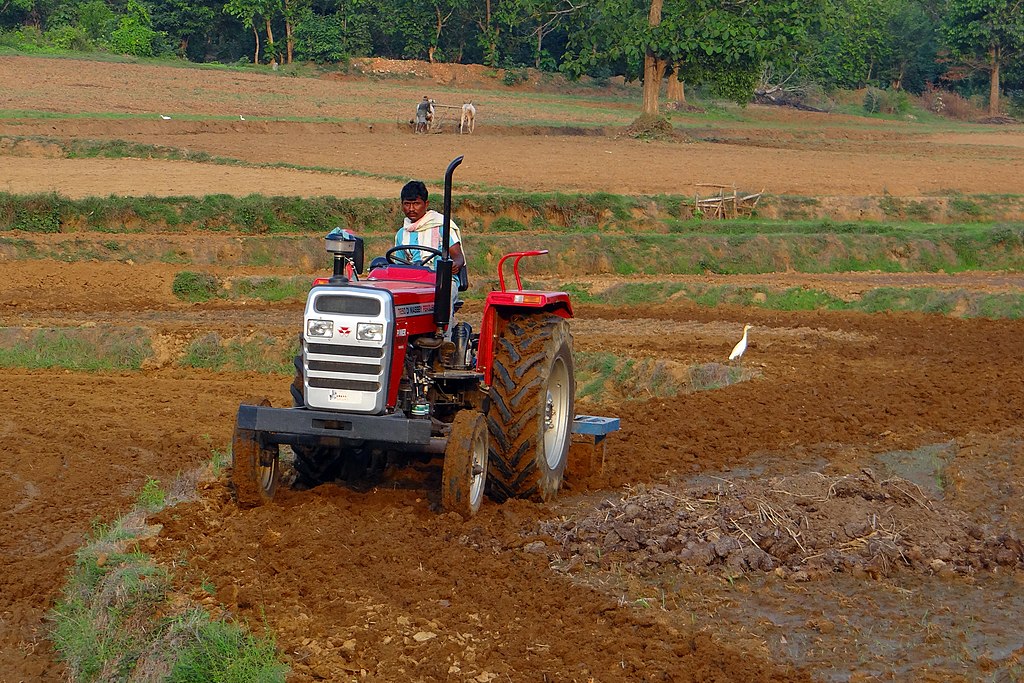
{"left": 303, "top": 288, "right": 393, "bottom": 414}
{"left": 307, "top": 377, "right": 380, "bottom": 392}
{"left": 307, "top": 343, "right": 383, "bottom": 358}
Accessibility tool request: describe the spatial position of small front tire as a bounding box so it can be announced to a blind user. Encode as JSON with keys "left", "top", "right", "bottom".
{"left": 231, "top": 399, "right": 280, "bottom": 507}
{"left": 442, "top": 411, "right": 489, "bottom": 518}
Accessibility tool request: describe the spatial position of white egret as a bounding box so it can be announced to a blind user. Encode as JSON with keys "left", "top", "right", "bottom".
{"left": 159, "top": 115, "right": 171, "bottom": 120}
{"left": 729, "top": 324, "right": 752, "bottom": 362}
{"left": 239, "top": 114, "right": 246, "bottom": 121}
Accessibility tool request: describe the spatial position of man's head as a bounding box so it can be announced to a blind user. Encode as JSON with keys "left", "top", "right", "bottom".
{"left": 401, "top": 181, "right": 429, "bottom": 222}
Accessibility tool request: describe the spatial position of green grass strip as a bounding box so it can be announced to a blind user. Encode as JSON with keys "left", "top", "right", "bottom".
{"left": 50, "top": 470, "right": 287, "bottom": 682}
{"left": 0, "top": 327, "right": 152, "bottom": 370}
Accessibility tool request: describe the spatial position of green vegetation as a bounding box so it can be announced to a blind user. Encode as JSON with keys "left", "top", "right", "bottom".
{"left": 0, "top": 327, "right": 151, "bottom": 370}
{"left": 50, "top": 464, "right": 287, "bottom": 683}
{"left": 136, "top": 477, "right": 166, "bottom": 511}
{"left": 172, "top": 272, "right": 312, "bottom": 303}
{"left": 168, "top": 615, "right": 287, "bottom": 683}
{"left": 179, "top": 333, "right": 294, "bottom": 373}
{"left": 230, "top": 276, "right": 309, "bottom": 302}
{"left": 172, "top": 271, "right": 222, "bottom": 302}
{"left": 575, "top": 351, "right": 751, "bottom": 401}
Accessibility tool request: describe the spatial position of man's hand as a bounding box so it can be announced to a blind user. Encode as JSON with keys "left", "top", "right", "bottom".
{"left": 450, "top": 242, "right": 466, "bottom": 272}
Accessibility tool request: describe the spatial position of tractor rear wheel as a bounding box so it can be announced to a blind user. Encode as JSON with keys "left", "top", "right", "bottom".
{"left": 442, "top": 411, "right": 489, "bottom": 518}
{"left": 231, "top": 399, "right": 281, "bottom": 506}
{"left": 487, "top": 313, "right": 574, "bottom": 502}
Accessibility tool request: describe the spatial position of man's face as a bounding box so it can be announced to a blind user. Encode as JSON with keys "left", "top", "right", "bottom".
{"left": 402, "top": 198, "right": 428, "bottom": 223}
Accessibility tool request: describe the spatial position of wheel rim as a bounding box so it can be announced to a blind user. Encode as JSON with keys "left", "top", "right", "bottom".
{"left": 469, "top": 426, "right": 487, "bottom": 506}
{"left": 543, "top": 354, "right": 571, "bottom": 469}
{"left": 257, "top": 456, "right": 278, "bottom": 494}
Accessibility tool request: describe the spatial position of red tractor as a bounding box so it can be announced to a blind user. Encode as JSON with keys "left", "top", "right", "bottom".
{"left": 231, "top": 157, "right": 576, "bottom": 517}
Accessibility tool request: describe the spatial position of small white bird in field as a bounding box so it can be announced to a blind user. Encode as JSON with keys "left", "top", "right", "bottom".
{"left": 159, "top": 115, "right": 171, "bottom": 120}
{"left": 729, "top": 324, "right": 752, "bottom": 362}
{"left": 239, "top": 114, "right": 246, "bottom": 121}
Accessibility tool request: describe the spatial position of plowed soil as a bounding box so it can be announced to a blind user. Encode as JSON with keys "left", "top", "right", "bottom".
{"left": 1, "top": 56, "right": 1023, "bottom": 682}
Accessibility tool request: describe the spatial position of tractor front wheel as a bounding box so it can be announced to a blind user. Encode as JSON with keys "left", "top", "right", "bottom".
{"left": 442, "top": 411, "right": 489, "bottom": 518}
{"left": 487, "top": 313, "right": 575, "bottom": 502}
{"left": 231, "top": 399, "right": 281, "bottom": 507}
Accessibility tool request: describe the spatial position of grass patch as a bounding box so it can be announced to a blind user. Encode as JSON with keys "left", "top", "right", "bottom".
{"left": 230, "top": 276, "right": 309, "bottom": 302}
{"left": 50, "top": 460, "right": 287, "bottom": 682}
{"left": 168, "top": 615, "right": 285, "bottom": 683}
{"left": 0, "top": 327, "right": 151, "bottom": 370}
{"left": 575, "top": 352, "right": 751, "bottom": 402}
{"left": 179, "top": 333, "right": 294, "bottom": 373}
{"left": 688, "top": 362, "right": 745, "bottom": 391}
{"left": 172, "top": 271, "right": 222, "bottom": 302}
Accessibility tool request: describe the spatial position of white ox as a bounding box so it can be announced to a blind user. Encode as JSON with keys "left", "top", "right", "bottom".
{"left": 460, "top": 102, "right": 476, "bottom": 134}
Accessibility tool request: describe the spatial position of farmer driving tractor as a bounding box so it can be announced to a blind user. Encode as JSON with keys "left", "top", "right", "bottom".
{"left": 391, "top": 180, "right": 466, "bottom": 333}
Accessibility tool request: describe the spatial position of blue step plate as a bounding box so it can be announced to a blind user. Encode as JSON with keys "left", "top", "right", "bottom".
{"left": 571, "top": 415, "right": 620, "bottom": 436}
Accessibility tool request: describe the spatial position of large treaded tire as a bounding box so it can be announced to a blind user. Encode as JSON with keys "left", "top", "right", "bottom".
{"left": 487, "top": 313, "right": 575, "bottom": 503}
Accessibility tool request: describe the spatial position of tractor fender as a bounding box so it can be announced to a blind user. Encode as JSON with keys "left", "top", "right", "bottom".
{"left": 476, "top": 293, "right": 573, "bottom": 385}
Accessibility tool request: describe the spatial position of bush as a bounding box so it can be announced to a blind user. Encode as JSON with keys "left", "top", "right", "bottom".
{"left": 502, "top": 67, "right": 528, "bottom": 86}
{"left": 863, "top": 87, "right": 883, "bottom": 114}
{"left": 863, "top": 87, "right": 910, "bottom": 115}
{"left": 937, "top": 90, "right": 984, "bottom": 121}
{"left": 109, "top": 0, "right": 158, "bottom": 57}
{"left": 172, "top": 271, "right": 221, "bottom": 302}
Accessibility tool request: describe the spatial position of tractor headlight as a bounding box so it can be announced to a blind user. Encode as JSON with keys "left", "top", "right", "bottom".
{"left": 356, "top": 322, "right": 384, "bottom": 341}
{"left": 307, "top": 319, "right": 334, "bottom": 338}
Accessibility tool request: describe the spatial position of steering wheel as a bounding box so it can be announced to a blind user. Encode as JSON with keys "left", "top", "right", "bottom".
{"left": 385, "top": 244, "right": 442, "bottom": 266}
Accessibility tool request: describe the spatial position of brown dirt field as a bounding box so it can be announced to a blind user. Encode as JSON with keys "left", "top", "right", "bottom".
{"left": 1, "top": 56, "right": 1023, "bottom": 682}
{"left": 2, "top": 56, "right": 1024, "bottom": 198}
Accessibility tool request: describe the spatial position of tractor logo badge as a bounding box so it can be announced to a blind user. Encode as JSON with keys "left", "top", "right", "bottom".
{"left": 338, "top": 326, "right": 351, "bottom": 335}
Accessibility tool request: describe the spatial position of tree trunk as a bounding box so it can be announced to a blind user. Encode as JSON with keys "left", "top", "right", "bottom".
{"left": 252, "top": 24, "right": 260, "bottom": 64}
{"left": 285, "top": 0, "right": 293, "bottom": 64}
{"left": 667, "top": 70, "right": 685, "bottom": 106}
{"left": 536, "top": 29, "right": 543, "bottom": 69}
{"left": 989, "top": 46, "right": 1001, "bottom": 115}
{"left": 265, "top": 17, "right": 275, "bottom": 63}
{"left": 642, "top": 56, "right": 667, "bottom": 115}
{"left": 430, "top": 7, "right": 441, "bottom": 62}
{"left": 642, "top": 0, "right": 665, "bottom": 116}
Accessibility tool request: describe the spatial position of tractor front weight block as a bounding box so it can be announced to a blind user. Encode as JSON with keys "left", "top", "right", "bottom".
{"left": 235, "top": 403, "right": 433, "bottom": 450}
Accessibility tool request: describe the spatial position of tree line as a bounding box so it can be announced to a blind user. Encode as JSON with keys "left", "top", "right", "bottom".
{"left": 2, "top": 0, "right": 1022, "bottom": 115}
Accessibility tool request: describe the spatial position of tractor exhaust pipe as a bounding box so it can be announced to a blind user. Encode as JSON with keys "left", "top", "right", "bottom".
{"left": 433, "top": 155, "right": 463, "bottom": 329}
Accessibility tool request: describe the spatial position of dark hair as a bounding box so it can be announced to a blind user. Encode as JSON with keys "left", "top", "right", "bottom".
{"left": 401, "top": 181, "right": 428, "bottom": 202}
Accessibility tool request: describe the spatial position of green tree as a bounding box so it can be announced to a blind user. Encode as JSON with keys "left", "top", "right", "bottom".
{"left": 78, "top": 0, "right": 118, "bottom": 43}
{"left": 564, "top": 0, "right": 821, "bottom": 116}
{"left": 806, "top": 0, "right": 893, "bottom": 88}
{"left": 151, "top": 0, "right": 218, "bottom": 56}
{"left": 224, "top": 0, "right": 280, "bottom": 63}
{"left": 876, "top": 0, "right": 941, "bottom": 91}
{"left": 943, "top": 0, "right": 1024, "bottom": 114}
{"left": 110, "top": 0, "right": 160, "bottom": 56}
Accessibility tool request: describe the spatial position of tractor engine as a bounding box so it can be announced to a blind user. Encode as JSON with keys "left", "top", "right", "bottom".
{"left": 300, "top": 229, "right": 479, "bottom": 420}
